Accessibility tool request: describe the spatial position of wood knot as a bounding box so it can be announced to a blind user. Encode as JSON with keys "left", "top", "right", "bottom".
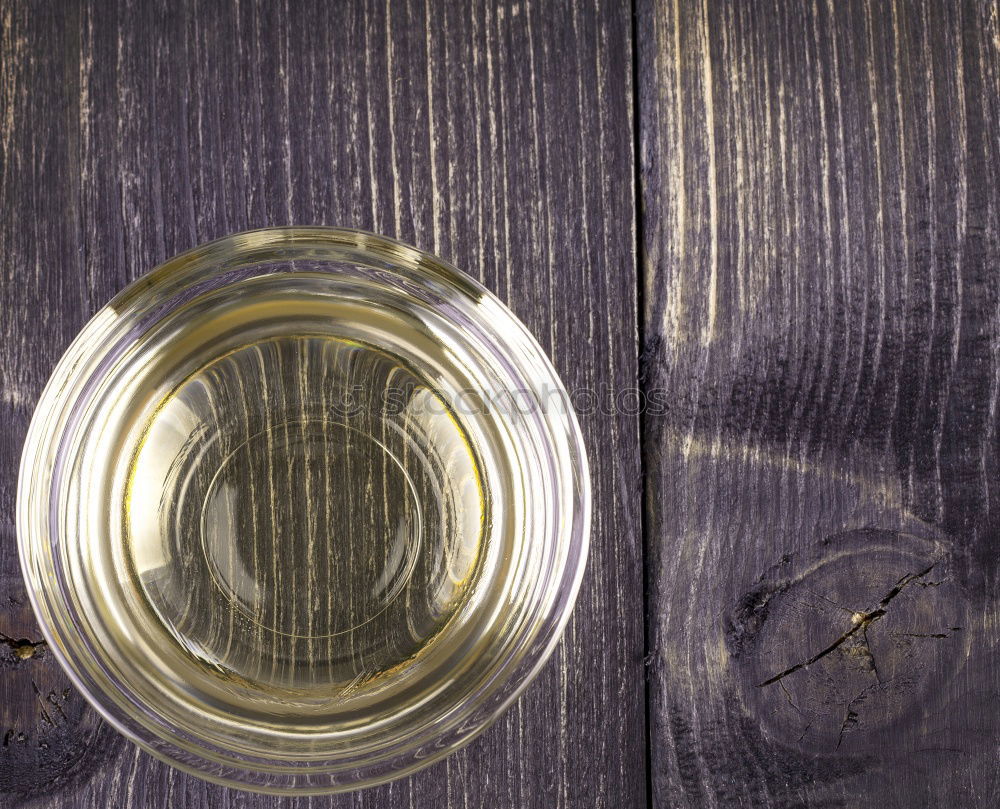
{"left": 0, "top": 571, "right": 125, "bottom": 800}
{"left": 725, "top": 529, "right": 969, "bottom": 755}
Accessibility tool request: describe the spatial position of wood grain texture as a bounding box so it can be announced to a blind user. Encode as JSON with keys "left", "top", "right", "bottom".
{"left": 638, "top": 0, "right": 1000, "bottom": 806}
{"left": 0, "top": 1, "right": 644, "bottom": 807}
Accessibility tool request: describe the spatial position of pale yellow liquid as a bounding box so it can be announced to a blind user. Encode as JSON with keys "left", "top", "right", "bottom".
{"left": 104, "top": 277, "right": 489, "bottom": 705}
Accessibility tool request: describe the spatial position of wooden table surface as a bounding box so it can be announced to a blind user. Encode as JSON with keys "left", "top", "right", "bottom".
{"left": 0, "top": 1, "right": 997, "bottom": 807}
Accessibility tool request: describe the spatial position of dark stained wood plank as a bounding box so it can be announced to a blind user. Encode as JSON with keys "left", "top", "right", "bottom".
{"left": 638, "top": 0, "right": 1000, "bottom": 805}
{"left": 0, "top": 1, "right": 644, "bottom": 807}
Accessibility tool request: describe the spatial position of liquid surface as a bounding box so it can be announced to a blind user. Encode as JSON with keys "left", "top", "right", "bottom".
{"left": 117, "top": 282, "right": 486, "bottom": 699}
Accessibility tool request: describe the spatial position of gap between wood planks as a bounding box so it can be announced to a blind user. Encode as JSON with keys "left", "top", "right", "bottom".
{"left": 630, "top": 1, "right": 655, "bottom": 808}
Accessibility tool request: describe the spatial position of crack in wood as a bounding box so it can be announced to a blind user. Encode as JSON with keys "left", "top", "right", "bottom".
{"left": 0, "top": 629, "right": 47, "bottom": 660}
{"left": 757, "top": 564, "right": 935, "bottom": 687}
{"left": 30, "top": 679, "right": 55, "bottom": 728}
{"left": 836, "top": 680, "right": 893, "bottom": 750}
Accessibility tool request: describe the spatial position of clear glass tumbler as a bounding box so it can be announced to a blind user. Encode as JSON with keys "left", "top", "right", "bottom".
{"left": 17, "top": 227, "right": 590, "bottom": 794}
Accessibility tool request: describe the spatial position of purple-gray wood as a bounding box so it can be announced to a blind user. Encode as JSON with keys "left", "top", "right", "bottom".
{"left": 639, "top": 0, "right": 1000, "bottom": 806}
{"left": 0, "top": 1, "right": 644, "bottom": 807}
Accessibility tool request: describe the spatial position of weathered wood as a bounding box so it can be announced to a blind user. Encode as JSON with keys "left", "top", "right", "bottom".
{"left": 639, "top": 0, "right": 1000, "bottom": 806}
{"left": 0, "top": 1, "right": 644, "bottom": 807}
